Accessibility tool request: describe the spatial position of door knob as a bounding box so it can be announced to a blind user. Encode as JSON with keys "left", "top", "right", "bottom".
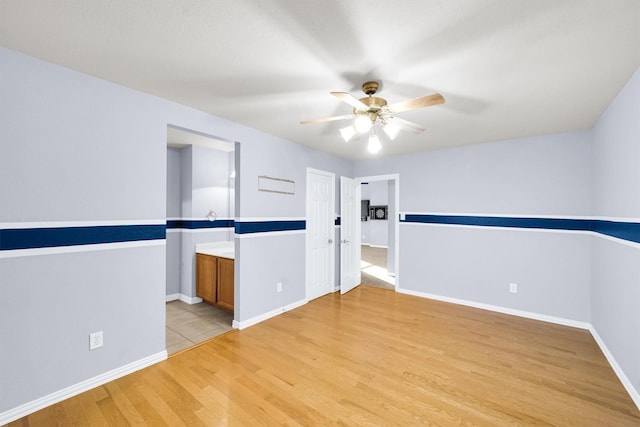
{"left": 328, "top": 239, "right": 333, "bottom": 244}
{"left": 341, "top": 239, "right": 350, "bottom": 244}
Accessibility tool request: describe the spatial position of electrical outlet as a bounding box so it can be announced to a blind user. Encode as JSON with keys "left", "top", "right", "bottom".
{"left": 276, "top": 282, "right": 282, "bottom": 293}
{"left": 509, "top": 283, "right": 518, "bottom": 294}
{"left": 89, "top": 331, "right": 103, "bottom": 350}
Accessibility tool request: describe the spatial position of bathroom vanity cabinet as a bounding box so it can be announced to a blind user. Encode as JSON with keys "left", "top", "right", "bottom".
{"left": 196, "top": 253, "right": 234, "bottom": 312}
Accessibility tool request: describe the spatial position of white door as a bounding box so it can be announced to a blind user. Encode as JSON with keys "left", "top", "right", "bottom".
{"left": 306, "top": 169, "right": 335, "bottom": 301}
{"left": 340, "top": 176, "right": 361, "bottom": 294}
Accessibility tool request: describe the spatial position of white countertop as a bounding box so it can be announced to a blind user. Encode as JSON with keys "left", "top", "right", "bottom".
{"left": 195, "top": 241, "right": 234, "bottom": 259}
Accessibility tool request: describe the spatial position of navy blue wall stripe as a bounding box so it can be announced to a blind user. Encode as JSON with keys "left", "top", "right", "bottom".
{"left": 235, "top": 220, "right": 306, "bottom": 234}
{"left": 402, "top": 214, "right": 592, "bottom": 231}
{"left": 166, "top": 219, "right": 234, "bottom": 230}
{"left": 401, "top": 214, "right": 640, "bottom": 244}
{"left": 0, "top": 225, "right": 166, "bottom": 251}
{"left": 592, "top": 220, "right": 640, "bottom": 244}
{"left": 3, "top": 216, "right": 637, "bottom": 251}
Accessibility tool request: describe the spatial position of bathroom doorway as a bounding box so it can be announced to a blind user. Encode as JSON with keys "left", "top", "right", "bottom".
{"left": 165, "top": 125, "right": 236, "bottom": 354}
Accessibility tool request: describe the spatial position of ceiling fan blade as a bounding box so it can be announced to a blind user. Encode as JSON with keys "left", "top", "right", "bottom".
{"left": 300, "top": 114, "right": 355, "bottom": 125}
{"left": 387, "top": 93, "right": 445, "bottom": 113}
{"left": 387, "top": 117, "right": 425, "bottom": 134}
{"left": 331, "top": 92, "right": 368, "bottom": 109}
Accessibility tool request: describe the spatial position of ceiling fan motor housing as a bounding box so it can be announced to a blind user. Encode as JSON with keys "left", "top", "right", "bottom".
{"left": 356, "top": 97, "right": 387, "bottom": 123}
{"left": 362, "top": 81, "right": 379, "bottom": 95}
{"left": 357, "top": 82, "right": 386, "bottom": 121}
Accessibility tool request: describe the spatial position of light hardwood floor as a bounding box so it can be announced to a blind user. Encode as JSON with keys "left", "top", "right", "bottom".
{"left": 10, "top": 286, "right": 640, "bottom": 426}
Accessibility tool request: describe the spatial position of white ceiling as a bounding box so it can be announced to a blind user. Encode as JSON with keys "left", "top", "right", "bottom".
{"left": 1, "top": 1, "right": 639, "bottom": 160}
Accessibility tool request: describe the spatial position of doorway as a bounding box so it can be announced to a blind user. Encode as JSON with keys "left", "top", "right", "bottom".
{"left": 357, "top": 174, "right": 399, "bottom": 290}
{"left": 165, "top": 125, "right": 236, "bottom": 354}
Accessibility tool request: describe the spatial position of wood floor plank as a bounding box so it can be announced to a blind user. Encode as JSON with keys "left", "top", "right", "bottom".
{"left": 9, "top": 285, "right": 640, "bottom": 426}
{"left": 112, "top": 375, "right": 169, "bottom": 427}
{"left": 95, "top": 396, "right": 130, "bottom": 427}
{"left": 133, "top": 372, "right": 189, "bottom": 427}
{"left": 59, "top": 394, "right": 94, "bottom": 427}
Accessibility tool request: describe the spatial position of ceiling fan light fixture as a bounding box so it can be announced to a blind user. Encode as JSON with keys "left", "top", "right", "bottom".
{"left": 367, "top": 130, "right": 382, "bottom": 154}
{"left": 300, "top": 80, "right": 444, "bottom": 153}
{"left": 340, "top": 125, "right": 356, "bottom": 142}
{"left": 354, "top": 114, "right": 373, "bottom": 133}
{"left": 383, "top": 122, "right": 400, "bottom": 140}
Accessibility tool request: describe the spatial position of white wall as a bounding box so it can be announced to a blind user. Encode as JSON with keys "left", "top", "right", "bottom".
{"left": 166, "top": 148, "right": 182, "bottom": 218}
{"left": 0, "top": 46, "right": 352, "bottom": 419}
{"left": 166, "top": 148, "right": 183, "bottom": 296}
{"left": 361, "top": 183, "right": 371, "bottom": 244}
{"left": 590, "top": 66, "right": 640, "bottom": 400}
{"left": 191, "top": 145, "right": 231, "bottom": 220}
{"left": 355, "top": 131, "right": 593, "bottom": 322}
{"left": 387, "top": 180, "right": 397, "bottom": 275}
{"left": 1, "top": 47, "right": 169, "bottom": 415}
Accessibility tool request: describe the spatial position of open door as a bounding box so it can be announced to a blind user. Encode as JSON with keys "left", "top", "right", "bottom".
{"left": 306, "top": 168, "right": 335, "bottom": 301}
{"left": 340, "top": 177, "right": 361, "bottom": 294}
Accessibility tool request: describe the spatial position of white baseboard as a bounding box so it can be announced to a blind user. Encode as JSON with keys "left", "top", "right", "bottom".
{"left": 396, "top": 287, "right": 590, "bottom": 330}
{"left": 165, "top": 293, "right": 203, "bottom": 304}
{"left": 165, "top": 293, "right": 180, "bottom": 302}
{"left": 588, "top": 325, "right": 640, "bottom": 410}
{"left": 395, "top": 287, "right": 640, "bottom": 412}
{"left": 0, "top": 351, "right": 167, "bottom": 425}
{"left": 180, "top": 294, "right": 202, "bottom": 304}
{"left": 232, "top": 298, "right": 307, "bottom": 330}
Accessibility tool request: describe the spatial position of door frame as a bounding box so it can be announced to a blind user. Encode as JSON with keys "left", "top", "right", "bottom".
{"left": 305, "top": 167, "right": 336, "bottom": 301}
{"left": 356, "top": 173, "right": 400, "bottom": 289}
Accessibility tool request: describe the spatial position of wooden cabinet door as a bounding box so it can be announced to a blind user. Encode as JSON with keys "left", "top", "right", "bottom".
{"left": 196, "top": 254, "right": 217, "bottom": 304}
{"left": 216, "top": 258, "right": 234, "bottom": 312}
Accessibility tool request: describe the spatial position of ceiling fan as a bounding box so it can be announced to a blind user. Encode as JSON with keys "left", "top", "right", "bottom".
{"left": 300, "top": 81, "right": 445, "bottom": 153}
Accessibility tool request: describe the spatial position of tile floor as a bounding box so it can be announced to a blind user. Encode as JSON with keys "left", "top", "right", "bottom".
{"left": 166, "top": 300, "right": 234, "bottom": 355}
